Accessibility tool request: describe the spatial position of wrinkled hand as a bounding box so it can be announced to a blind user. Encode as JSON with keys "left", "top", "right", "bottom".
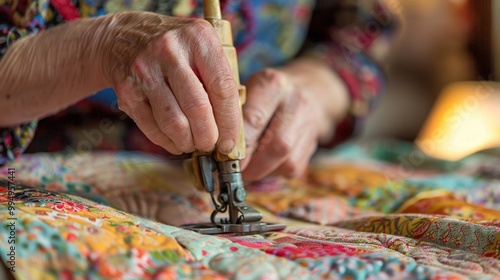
{"left": 241, "top": 69, "right": 324, "bottom": 181}
{"left": 100, "top": 12, "right": 241, "bottom": 155}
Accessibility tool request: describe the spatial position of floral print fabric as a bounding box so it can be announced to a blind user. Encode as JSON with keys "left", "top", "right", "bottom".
{"left": 0, "top": 121, "right": 37, "bottom": 166}
{"left": 1, "top": 140, "right": 500, "bottom": 279}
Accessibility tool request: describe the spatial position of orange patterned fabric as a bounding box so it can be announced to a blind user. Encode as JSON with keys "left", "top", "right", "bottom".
{"left": 2, "top": 140, "right": 500, "bottom": 278}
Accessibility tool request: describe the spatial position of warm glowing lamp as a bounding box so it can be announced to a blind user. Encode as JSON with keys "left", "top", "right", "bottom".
{"left": 415, "top": 82, "right": 500, "bottom": 161}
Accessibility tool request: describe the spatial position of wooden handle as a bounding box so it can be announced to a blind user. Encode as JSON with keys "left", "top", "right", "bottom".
{"left": 203, "top": 0, "right": 246, "bottom": 161}
{"left": 203, "top": 0, "right": 222, "bottom": 19}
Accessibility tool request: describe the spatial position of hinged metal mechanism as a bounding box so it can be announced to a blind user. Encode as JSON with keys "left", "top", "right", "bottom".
{"left": 181, "top": 154, "right": 286, "bottom": 235}
{"left": 180, "top": 0, "right": 285, "bottom": 235}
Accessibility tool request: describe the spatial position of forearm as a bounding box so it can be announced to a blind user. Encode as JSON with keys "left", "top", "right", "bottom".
{"left": 0, "top": 17, "right": 111, "bottom": 127}
{"left": 279, "top": 57, "right": 350, "bottom": 144}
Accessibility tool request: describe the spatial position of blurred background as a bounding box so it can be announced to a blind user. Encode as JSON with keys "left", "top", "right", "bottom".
{"left": 361, "top": 0, "right": 497, "bottom": 141}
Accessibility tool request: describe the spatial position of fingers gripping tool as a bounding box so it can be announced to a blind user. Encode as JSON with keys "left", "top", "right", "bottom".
{"left": 181, "top": 0, "right": 285, "bottom": 235}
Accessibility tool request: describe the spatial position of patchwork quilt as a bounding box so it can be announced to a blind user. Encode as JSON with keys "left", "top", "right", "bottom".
{"left": 1, "top": 140, "right": 500, "bottom": 279}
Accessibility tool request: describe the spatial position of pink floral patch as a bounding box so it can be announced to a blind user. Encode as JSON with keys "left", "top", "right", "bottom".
{"left": 47, "top": 200, "right": 89, "bottom": 212}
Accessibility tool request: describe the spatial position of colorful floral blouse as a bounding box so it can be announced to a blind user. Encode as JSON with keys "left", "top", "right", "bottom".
{"left": 0, "top": 0, "right": 395, "bottom": 165}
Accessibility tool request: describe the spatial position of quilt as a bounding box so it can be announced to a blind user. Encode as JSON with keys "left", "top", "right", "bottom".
{"left": 1, "top": 140, "right": 500, "bottom": 279}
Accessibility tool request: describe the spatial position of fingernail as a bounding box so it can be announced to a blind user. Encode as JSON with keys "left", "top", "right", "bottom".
{"left": 218, "top": 139, "right": 235, "bottom": 155}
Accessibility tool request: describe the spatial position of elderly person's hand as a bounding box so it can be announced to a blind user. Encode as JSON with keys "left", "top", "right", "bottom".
{"left": 0, "top": 11, "right": 350, "bottom": 179}
{"left": 241, "top": 60, "right": 349, "bottom": 182}
{"left": 0, "top": 11, "right": 241, "bottom": 155}
{"left": 103, "top": 12, "right": 241, "bottom": 155}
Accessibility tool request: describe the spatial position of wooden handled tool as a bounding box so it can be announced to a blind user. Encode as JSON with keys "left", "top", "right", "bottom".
{"left": 181, "top": 0, "right": 286, "bottom": 234}
{"left": 204, "top": 0, "right": 247, "bottom": 162}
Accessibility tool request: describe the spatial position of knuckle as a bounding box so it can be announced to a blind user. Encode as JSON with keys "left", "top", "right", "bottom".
{"left": 272, "top": 135, "right": 293, "bottom": 156}
{"left": 210, "top": 73, "right": 238, "bottom": 100}
{"left": 157, "top": 32, "right": 178, "bottom": 48}
{"left": 130, "top": 58, "right": 144, "bottom": 74}
{"left": 183, "top": 97, "right": 212, "bottom": 119}
{"left": 247, "top": 68, "right": 289, "bottom": 100}
{"left": 294, "top": 88, "right": 311, "bottom": 106}
{"left": 156, "top": 35, "right": 184, "bottom": 66}
{"left": 185, "top": 21, "right": 221, "bottom": 58}
{"left": 130, "top": 53, "right": 150, "bottom": 69}
{"left": 282, "top": 160, "right": 306, "bottom": 178}
{"left": 131, "top": 67, "right": 157, "bottom": 93}
{"left": 117, "top": 87, "right": 147, "bottom": 107}
{"left": 260, "top": 68, "right": 288, "bottom": 90}
{"left": 159, "top": 116, "right": 190, "bottom": 134}
{"left": 244, "top": 108, "right": 268, "bottom": 130}
{"left": 189, "top": 19, "right": 216, "bottom": 36}
{"left": 282, "top": 89, "right": 310, "bottom": 117}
